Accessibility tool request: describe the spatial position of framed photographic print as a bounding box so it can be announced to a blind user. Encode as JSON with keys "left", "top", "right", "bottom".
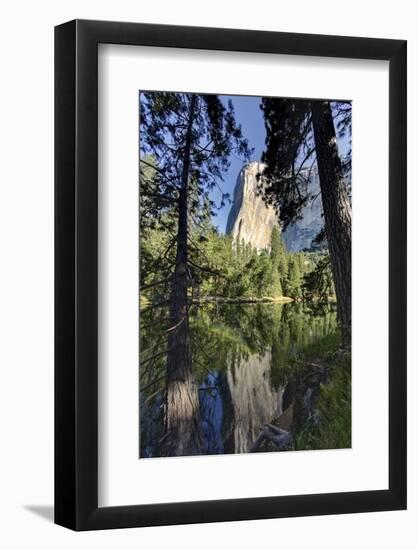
{"left": 55, "top": 19, "right": 407, "bottom": 530}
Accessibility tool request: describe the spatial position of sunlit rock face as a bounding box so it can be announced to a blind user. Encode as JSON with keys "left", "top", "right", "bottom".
{"left": 226, "top": 162, "right": 324, "bottom": 252}
{"left": 226, "top": 162, "right": 278, "bottom": 251}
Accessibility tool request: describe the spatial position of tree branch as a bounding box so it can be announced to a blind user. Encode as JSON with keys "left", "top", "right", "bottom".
{"left": 141, "top": 275, "right": 172, "bottom": 291}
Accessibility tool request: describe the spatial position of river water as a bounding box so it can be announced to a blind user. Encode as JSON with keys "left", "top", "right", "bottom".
{"left": 140, "top": 302, "right": 338, "bottom": 457}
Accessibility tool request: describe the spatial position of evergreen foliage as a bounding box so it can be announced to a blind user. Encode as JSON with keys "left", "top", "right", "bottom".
{"left": 260, "top": 97, "right": 352, "bottom": 343}
{"left": 141, "top": 219, "right": 333, "bottom": 303}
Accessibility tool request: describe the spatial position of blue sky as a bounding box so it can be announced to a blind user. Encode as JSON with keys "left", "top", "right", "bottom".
{"left": 139, "top": 92, "right": 350, "bottom": 234}
{"left": 211, "top": 95, "right": 350, "bottom": 234}
{"left": 211, "top": 95, "right": 266, "bottom": 233}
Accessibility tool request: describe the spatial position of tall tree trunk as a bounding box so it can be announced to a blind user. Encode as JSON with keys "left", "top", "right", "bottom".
{"left": 165, "top": 95, "right": 203, "bottom": 455}
{"left": 311, "top": 101, "right": 352, "bottom": 346}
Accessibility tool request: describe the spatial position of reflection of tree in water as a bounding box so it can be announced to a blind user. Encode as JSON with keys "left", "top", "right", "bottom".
{"left": 271, "top": 303, "right": 338, "bottom": 386}
{"left": 226, "top": 350, "right": 285, "bottom": 453}
{"left": 139, "top": 302, "right": 339, "bottom": 457}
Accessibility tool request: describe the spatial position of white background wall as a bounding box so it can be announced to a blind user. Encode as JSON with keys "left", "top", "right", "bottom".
{"left": 0, "top": 1, "right": 415, "bottom": 547}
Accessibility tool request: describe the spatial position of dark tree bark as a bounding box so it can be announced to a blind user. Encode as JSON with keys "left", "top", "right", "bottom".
{"left": 311, "top": 101, "right": 352, "bottom": 345}
{"left": 165, "top": 95, "right": 204, "bottom": 455}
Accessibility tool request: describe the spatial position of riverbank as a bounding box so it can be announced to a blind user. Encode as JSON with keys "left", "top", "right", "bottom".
{"left": 140, "top": 293, "right": 336, "bottom": 309}
{"left": 191, "top": 295, "right": 294, "bottom": 304}
{"left": 140, "top": 294, "right": 294, "bottom": 310}
{"left": 292, "top": 335, "right": 351, "bottom": 451}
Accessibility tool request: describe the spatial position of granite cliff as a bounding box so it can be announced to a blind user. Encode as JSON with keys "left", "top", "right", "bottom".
{"left": 226, "top": 162, "right": 324, "bottom": 252}
{"left": 225, "top": 162, "right": 278, "bottom": 250}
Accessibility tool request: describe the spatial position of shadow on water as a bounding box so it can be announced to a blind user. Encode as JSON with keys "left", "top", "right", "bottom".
{"left": 140, "top": 301, "right": 339, "bottom": 457}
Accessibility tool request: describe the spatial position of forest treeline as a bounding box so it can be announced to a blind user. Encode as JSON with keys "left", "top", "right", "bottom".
{"left": 141, "top": 217, "right": 334, "bottom": 304}
{"left": 139, "top": 91, "right": 351, "bottom": 456}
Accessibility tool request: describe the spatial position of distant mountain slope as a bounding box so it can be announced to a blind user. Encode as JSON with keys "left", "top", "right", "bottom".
{"left": 226, "top": 162, "right": 324, "bottom": 252}
{"left": 281, "top": 169, "right": 323, "bottom": 252}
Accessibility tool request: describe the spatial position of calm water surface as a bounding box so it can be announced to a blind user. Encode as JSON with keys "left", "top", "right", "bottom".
{"left": 140, "top": 302, "right": 338, "bottom": 457}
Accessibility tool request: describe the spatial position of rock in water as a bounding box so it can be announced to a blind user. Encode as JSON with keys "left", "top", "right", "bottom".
{"left": 226, "top": 161, "right": 324, "bottom": 252}
{"left": 226, "top": 162, "right": 278, "bottom": 251}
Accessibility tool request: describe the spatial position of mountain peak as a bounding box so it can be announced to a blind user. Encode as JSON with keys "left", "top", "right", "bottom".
{"left": 226, "top": 162, "right": 324, "bottom": 252}
{"left": 226, "top": 162, "right": 278, "bottom": 250}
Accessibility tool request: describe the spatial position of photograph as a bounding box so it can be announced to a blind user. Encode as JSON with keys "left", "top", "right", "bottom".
{"left": 139, "top": 91, "right": 352, "bottom": 458}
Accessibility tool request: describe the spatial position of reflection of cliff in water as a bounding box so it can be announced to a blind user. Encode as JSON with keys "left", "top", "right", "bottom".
{"left": 226, "top": 351, "right": 285, "bottom": 454}
{"left": 140, "top": 302, "right": 339, "bottom": 457}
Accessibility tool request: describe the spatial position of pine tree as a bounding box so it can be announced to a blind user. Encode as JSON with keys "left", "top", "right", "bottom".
{"left": 272, "top": 266, "right": 283, "bottom": 297}
{"left": 270, "top": 226, "right": 281, "bottom": 261}
{"left": 270, "top": 226, "right": 288, "bottom": 295}
{"left": 140, "top": 92, "right": 251, "bottom": 455}
{"left": 287, "top": 256, "right": 302, "bottom": 299}
{"left": 261, "top": 98, "right": 351, "bottom": 344}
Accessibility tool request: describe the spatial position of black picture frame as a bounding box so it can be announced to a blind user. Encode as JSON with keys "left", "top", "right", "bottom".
{"left": 55, "top": 19, "right": 407, "bottom": 531}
